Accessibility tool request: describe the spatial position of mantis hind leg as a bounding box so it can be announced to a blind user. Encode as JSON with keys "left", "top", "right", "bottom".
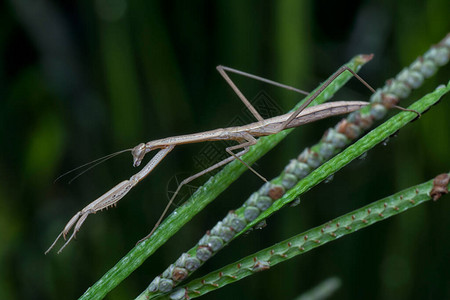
{"left": 279, "top": 62, "right": 377, "bottom": 131}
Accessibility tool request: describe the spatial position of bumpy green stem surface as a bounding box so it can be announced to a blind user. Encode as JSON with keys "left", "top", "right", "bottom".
{"left": 159, "top": 169, "right": 450, "bottom": 299}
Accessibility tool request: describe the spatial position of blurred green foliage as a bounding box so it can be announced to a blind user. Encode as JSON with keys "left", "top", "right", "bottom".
{"left": 0, "top": 0, "right": 449, "bottom": 299}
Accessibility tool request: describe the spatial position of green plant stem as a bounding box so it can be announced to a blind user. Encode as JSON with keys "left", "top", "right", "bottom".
{"left": 78, "top": 55, "right": 371, "bottom": 300}
{"left": 157, "top": 172, "right": 450, "bottom": 299}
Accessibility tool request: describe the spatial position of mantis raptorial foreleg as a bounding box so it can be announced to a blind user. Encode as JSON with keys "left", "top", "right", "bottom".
{"left": 46, "top": 146, "right": 174, "bottom": 254}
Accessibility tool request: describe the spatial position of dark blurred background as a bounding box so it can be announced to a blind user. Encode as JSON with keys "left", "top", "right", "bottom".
{"left": 1, "top": 0, "right": 449, "bottom": 299}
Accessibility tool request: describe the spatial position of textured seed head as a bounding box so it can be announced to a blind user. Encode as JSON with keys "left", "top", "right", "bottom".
{"left": 393, "top": 80, "right": 411, "bottom": 98}
{"left": 171, "top": 267, "right": 189, "bottom": 282}
{"left": 244, "top": 206, "right": 261, "bottom": 222}
{"left": 230, "top": 216, "right": 247, "bottom": 232}
{"left": 396, "top": 68, "right": 410, "bottom": 83}
{"left": 268, "top": 185, "right": 285, "bottom": 200}
{"left": 381, "top": 93, "right": 400, "bottom": 108}
{"left": 322, "top": 129, "right": 349, "bottom": 148}
{"left": 184, "top": 257, "right": 201, "bottom": 272}
{"left": 420, "top": 59, "right": 438, "bottom": 78}
{"left": 348, "top": 111, "right": 373, "bottom": 130}
{"left": 370, "top": 90, "right": 383, "bottom": 104}
{"left": 410, "top": 58, "right": 424, "bottom": 72}
{"left": 318, "top": 142, "right": 335, "bottom": 159}
{"left": 298, "top": 148, "right": 322, "bottom": 168}
{"left": 424, "top": 48, "right": 439, "bottom": 64}
{"left": 281, "top": 173, "right": 298, "bottom": 190}
{"left": 244, "top": 192, "right": 259, "bottom": 207}
{"left": 162, "top": 264, "right": 175, "bottom": 278}
{"left": 336, "top": 119, "right": 361, "bottom": 140}
{"left": 196, "top": 246, "right": 212, "bottom": 261}
{"left": 405, "top": 70, "right": 424, "bottom": 89}
{"left": 148, "top": 276, "right": 161, "bottom": 292}
{"left": 255, "top": 196, "right": 273, "bottom": 211}
{"left": 284, "top": 159, "right": 299, "bottom": 175}
{"left": 175, "top": 253, "right": 190, "bottom": 267}
{"left": 207, "top": 236, "right": 224, "bottom": 252}
{"left": 292, "top": 161, "right": 311, "bottom": 179}
{"left": 198, "top": 234, "right": 210, "bottom": 247}
{"left": 432, "top": 47, "right": 450, "bottom": 66}
{"left": 158, "top": 278, "right": 174, "bottom": 293}
{"left": 258, "top": 182, "right": 272, "bottom": 196}
{"left": 222, "top": 212, "right": 238, "bottom": 227}
{"left": 211, "top": 222, "right": 234, "bottom": 242}
{"left": 210, "top": 222, "right": 222, "bottom": 235}
{"left": 217, "top": 226, "right": 234, "bottom": 242}
{"left": 370, "top": 103, "right": 387, "bottom": 120}
{"left": 307, "top": 151, "right": 322, "bottom": 168}
{"left": 297, "top": 148, "right": 311, "bottom": 163}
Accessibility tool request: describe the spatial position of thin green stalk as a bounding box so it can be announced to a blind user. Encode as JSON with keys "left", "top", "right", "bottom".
{"left": 79, "top": 55, "right": 371, "bottom": 300}
{"left": 159, "top": 170, "right": 450, "bottom": 299}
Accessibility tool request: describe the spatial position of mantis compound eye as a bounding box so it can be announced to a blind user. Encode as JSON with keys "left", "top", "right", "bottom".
{"left": 132, "top": 143, "right": 146, "bottom": 167}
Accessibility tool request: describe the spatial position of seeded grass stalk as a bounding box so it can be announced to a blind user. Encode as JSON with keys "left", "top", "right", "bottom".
{"left": 162, "top": 171, "right": 450, "bottom": 300}
{"left": 138, "top": 81, "right": 450, "bottom": 300}
{"left": 78, "top": 55, "right": 370, "bottom": 300}
{"left": 140, "top": 34, "right": 450, "bottom": 298}
{"left": 243, "top": 82, "right": 450, "bottom": 235}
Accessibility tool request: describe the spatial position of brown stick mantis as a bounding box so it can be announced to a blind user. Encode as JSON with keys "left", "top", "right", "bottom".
{"left": 46, "top": 55, "right": 379, "bottom": 254}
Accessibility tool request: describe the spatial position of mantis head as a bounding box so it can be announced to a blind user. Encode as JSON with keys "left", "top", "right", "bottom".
{"left": 132, "top": 143, "right": 146, "bottom": 167}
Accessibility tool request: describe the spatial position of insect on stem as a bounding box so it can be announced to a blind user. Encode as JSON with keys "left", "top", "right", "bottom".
{"left": 47, "top": 56, "right": 375, "bottom": 253}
